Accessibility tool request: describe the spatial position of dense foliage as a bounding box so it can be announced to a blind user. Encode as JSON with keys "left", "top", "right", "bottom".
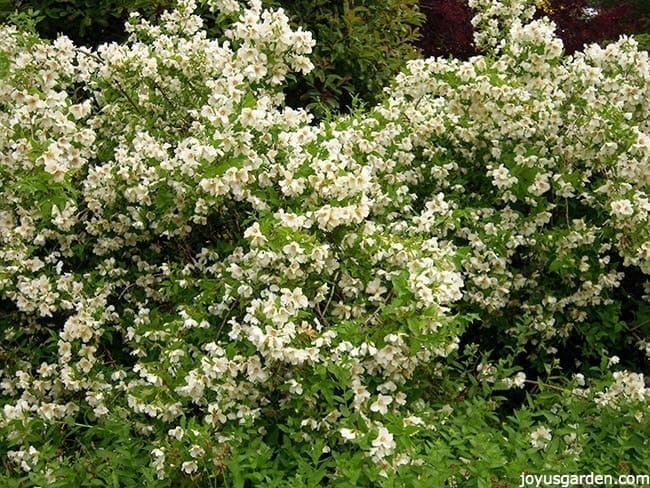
{"left": 537, "top": 0, "right": 641, "bottom": 54}
{"left": 594, "top": 0, "right": 650, "bottom": 51}
{"left": 417, "top": 0, "right": 478, "bottom": 59}
{"left": 0, "top": 0, "right": 648, "bottom": 486}
{"left": 261, "top": 0, "right": 424, "bottom": 118}
{"left": 0, "top": 0, "right": 172, "bottom": 46}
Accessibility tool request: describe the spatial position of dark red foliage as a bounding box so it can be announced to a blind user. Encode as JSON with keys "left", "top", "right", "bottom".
{"left": 417, "top": 0, "right": 643, "bottom": 60}
{"left": 417, "top": 0, "right": 479, "bottom": 59}
{"left": 537, "top": 0, "right": 641, "bottom": 54}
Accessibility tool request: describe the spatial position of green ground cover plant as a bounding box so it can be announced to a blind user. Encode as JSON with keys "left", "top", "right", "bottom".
{"left": 0, "top": 0, "right": 648, "bottom": 486}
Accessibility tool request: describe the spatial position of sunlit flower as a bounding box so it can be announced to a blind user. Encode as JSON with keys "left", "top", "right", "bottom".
{"left": 370, "top": 394, "right": 394, "bottom": 415}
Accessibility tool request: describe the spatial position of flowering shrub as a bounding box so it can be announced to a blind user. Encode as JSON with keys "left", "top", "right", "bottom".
{"left": 0, "top": 0, "right": 464, "bottom": 484}
{"left": 389, "top": 3, "right": 650, "bottom": 368}
{"left": 0, "top": 0, "right": 648, "bottom": 485}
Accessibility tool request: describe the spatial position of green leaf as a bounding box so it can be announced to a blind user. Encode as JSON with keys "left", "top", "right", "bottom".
{"left": 451, "top": 245, "right": 471, "bottom": 268}
{"left": 0, "top": 52, "right": 9, "bottom": 80}
{"left": 391, "top": 270, "right": 410, "bottom": 298}
{"left": 242, "top": 91, "right": 256, "bottom": 109}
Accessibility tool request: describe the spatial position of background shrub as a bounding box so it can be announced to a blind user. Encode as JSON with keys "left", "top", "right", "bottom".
{"left": 536, "top": 0, "right": 642, "bottom": 54}
{"left": 594, "top": 0, "right": 650, "bottom": 50}
{"left": 417, "top": 0, "right": 647, "bottom": 59}
{"left": 417, "top": 0, "right": 478, "bottom": 59}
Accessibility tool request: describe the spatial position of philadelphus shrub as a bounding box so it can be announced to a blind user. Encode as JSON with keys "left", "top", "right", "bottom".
{"left": 387, "top": 3, "right": 650, "bottom": 364}
{"left": 0, "top": 0, "right": 464, "bottom": 484}
{"left": 0, "top": 0, "right": 648, "bottom": 485}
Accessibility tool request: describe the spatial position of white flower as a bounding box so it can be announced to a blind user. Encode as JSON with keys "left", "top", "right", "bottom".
{"left": 371, "top": 426, "right": 396, "bottom": 457}
{"left": 527, "top": 172, "right": 551, "bottom": 196}
{"left": 504, "top": 372, "right": 526, "bottom": 389}
{"left": 403, "top": 416, "right": 424, "bottom": 426}
{"left": 610, "top": 199, "right": 634, "bottom": 218}
{"left": 530, "top": 426, "right": 552, "bottom": 449}
{"left": 243, "top": 222, "right": 267, "bottom": 247}
{"left": 208, "top": 0, "right": 240, "bottom": 15}
{"left": 40, "top": 147, "right": 68, "bottom": 181}
{"left": 512, "top": 372, "right": 526, "bottom": 388}
{"left": 370, "top": 394, "right": 394, "bottom": 415}
{"left": 280, "top": 287, "right": 309, "bottom": 310}
{"left": 489, "top": 164, "right": 517, "bottom": 189}
{"left": 439, "top": 404, "right": 454, "bottom": 416}
{"left": 339, "top": 428, "right": 357, "bottom": 441}
{"left": 286, "top": 379, "right": 303, "bottom": 395}
{"left": 189, "top": 445, "right": 205, "bottom": 458}
{"left": 181, "top": 460, "right": 198, "bottom": 474}
{"left": 168, "top": 426, "right": 184, "bottom": 440}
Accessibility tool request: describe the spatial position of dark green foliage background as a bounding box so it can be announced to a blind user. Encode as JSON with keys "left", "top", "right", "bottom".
{"left": 0, "top": 0, "right": 172, "bottom": 45}
{"left": 261, "top": 0, "right": 423, "bottom": 117}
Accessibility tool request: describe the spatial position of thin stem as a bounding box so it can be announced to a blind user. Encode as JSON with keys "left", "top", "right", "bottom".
{"left": 77, "top": 47, "right": 143, "bottom": 116}
{"left": 113, "top": 79, "right": 144, "bottom": 116}
{"left": 322, "top": 273, "right": 339, "bottom": 316}
{"left": 524, "top": 379, "right": 588, "bottom": 399}
{"left": 216, "top": 299, "right": 238, "bottom": 340}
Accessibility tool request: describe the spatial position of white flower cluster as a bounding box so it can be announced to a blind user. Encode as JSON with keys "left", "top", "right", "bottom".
{"left": 0, "top": 0, "right": 461, "bottom": 480}
{"left": 0, "top": 0, "right": 648, "bottom": 482}
{"left": 594, "top": 370, "right": 648, "bottom": 409}
{"left": 386, "top": 18, "right": 649, "bottom": 358}
{"left": 468, "top": 0, "right": 536, "bottom": 53}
